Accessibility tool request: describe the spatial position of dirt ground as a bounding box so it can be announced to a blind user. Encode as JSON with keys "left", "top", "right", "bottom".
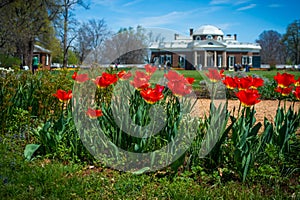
{"left": 192, "top": 99, "right": 300, "bottom": 124}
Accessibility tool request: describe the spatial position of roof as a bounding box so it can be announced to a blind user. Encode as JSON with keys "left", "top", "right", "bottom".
{"left": 193, "top": 25, "right": 224, "bottom": 36}
{"left": 33, "top": 45, "right": 51, "bottom": 54}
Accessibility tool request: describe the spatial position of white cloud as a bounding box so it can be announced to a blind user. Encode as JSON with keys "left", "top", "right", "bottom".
{"left": 136, "top": 11, "right": 188, "bottom": 27}
{"left": 123, "top": 0, "right": 143, "bottom": 7}
{"left": 91, "top": 0, "right": 116, "bottom": 6}
{"left": 209, "top": 0, "right": 231, "bottom": 5}
{"left": 236, "top": 3, "right": 256, "bottom": 11}
{"left": 233, "top": 0, "right": 251, "bottom": 6}
{"left": 201, "top": 6, "right": 222, "bottom": 14}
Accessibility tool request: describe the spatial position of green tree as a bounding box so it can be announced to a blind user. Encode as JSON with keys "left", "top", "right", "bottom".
{"left": 68, "top": 49, "right": 79, "bottom": 65}
{"left": 0, "top": 0, "right": 59, "bottom": 70}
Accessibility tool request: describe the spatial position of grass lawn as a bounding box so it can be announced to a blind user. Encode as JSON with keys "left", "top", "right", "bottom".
{"left": 148, "top": 68, "right": 300, "bottom": 90}
{"left": 0, "top": 142, "right": 295, "bottom": 199}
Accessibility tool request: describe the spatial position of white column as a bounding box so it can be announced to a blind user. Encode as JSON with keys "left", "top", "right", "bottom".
{"left": 194, "top": 51, "right": 197, "bottom": 67}
{"left": 222, "top": 51, "right": 227, "bottom": 68}
{"left": 204, "top": 51, "right": 207, "bottom": 68}
{"left": 214, "top": 51, "right": 217, "bottom": 67}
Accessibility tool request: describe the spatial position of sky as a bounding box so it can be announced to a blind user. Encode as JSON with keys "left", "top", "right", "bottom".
{"left": 74, "top": 0, "right": 299, "bottom": 42}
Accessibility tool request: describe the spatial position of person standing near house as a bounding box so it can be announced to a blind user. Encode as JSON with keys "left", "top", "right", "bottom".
{"left": 32, "top": 56, "right": 39, "bottom": 74}
{"left": 166, "top": 60, "right": 171, "bottom": 71}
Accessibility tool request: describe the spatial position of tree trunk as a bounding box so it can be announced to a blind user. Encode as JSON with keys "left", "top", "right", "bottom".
{"left": 63, "top": 5, "right": 68, "bottom": 68}
{"left": 27, "top": 39, "right": 34, "bottom": 73}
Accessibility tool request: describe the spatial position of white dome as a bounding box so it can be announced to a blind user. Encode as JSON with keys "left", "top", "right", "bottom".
{"left": 193, "top": 25, "right": 224, "bottom": 36}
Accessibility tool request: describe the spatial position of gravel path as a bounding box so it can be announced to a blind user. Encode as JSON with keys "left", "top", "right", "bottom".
{"left": 192, "top": 99, "right": 300, "bottom": 124}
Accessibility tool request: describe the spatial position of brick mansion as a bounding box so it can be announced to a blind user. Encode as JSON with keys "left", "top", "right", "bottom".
{"left": 149, "top": 25, "right": 261, "bottom": 70}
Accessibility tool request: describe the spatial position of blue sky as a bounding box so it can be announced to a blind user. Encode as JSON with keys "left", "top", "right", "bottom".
{"left": 75, "top": 0, "right": 299, "bottom": 42}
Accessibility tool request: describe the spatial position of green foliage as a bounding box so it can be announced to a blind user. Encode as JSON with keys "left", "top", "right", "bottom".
{"left": 259, "top": 104, "right": 300, "bottom": 155}
{"left": 1, "top": 68, "right": 300, "bottom": 199}
{"left": 189, "top": 101, "right": 232, "bottom": 170}
{"left": 0, "top": 54, "right": 21, "bottom": 68}
{"left": 77, "top": 69, "right": 197, "bottom": 171}
{"left": 25, "top": 104, "right": 93, "bottom": 163}
{"left": 230, "top": 106, "right": 262, "bottom": 182}
{"left": 257, "top": 79, "right": 279, "bottom": 100}
{"left": 68, "top": 50, "right": 79, "bottom": 65}
{"left": 0, "top": 70, "right": 72, "bottom": 133}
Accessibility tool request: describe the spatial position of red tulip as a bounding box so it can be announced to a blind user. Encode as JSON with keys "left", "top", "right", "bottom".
{"left": 130, "top": 71, "right": 151, "bottom": 90}
{"left": 93, "top": 72, "right": 118, "bottom": 88}
{"left": 164, "top": 70, "right": 185, "bottom": 82}
{"left": 167, "top": 81, "right": 193, "bottom": 97}
{"left": 145, "top": 64, "right": 157, "bottom": 75}
{"left": 295, "top": 77, "right": 300, "bottom": 87}
{"left": 72, "top": 71, "right": 89, "bottom": 83}
{"left": 140, "top": 84, "right": 164, "bottom": 104}
{"left": 53, "top": 89, "right": 72, "bottom": 103}
{"left": 249, "top": 77, "right": 264, "bottom": 89}
{"left": 86, "top": 108, "right": 103, "bottom": 119}
{"left": 117, "top": 70, "right": 132, "bottom": 80}
{"left": 275, "top": 86, "right": 293, "bottom": 96}
{"left": 71, "top": 71, "right": 77, "bottom": 80}
{"left": 164, "top": 70, "right": 193, "bottom": 96}
{"left": 236, "top": 77, "right": 252, "bottom": 90}
{"left": 293, "top": 86, "right": 300, "bottom": 100}
{"left": 236, "top": 89, "right": 261, "bottom": 107}
{"left": 223, "top": 76, "right": 237, "bottom": 89}
{"left": 186, "top": 77, "right": 195, "bottom": 85}
{"left": 205, "top": 68, "right": 224, "bottom": 82}
{"left": 274, "top": 72, "right": 295, "bottom": 88}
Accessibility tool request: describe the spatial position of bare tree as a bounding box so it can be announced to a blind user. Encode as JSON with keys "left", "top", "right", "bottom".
{"left": 99, "top": 26, "right": 148, "bottom": 65}
{"left": 256, "top": 30, "right": 286, "bottom": 65}
{"left": 146, "top": 31, "right": 165, "bottom": 44}
{"left": 54, "top": 0, "right": 89, "bottom": 68}
{"left": 77, "top": 19, "right": 111, "bottom": 64}
{"left": 282, "top": 20, "right": 300, "bottom": 64}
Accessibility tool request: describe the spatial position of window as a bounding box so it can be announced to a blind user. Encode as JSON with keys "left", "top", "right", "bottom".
{"left": 166, "top": 54, "right": 172, "bottom": 64}
{"left": 217, "top": 55, "right": 222, "bottom": 67}
{"left": 217, "top": 36, "right": 222, "bottom": 41}
{"left": 249, "top": 56, "right": 252, "bottom": 65}
{"left": 160, "top": 55, "right": 165, "bottom": 64}
{"left": 195, "top": 36, "right": 201, "bottom": 40}
{"left": 228, "top": 56, "right": 235, "bottom": 67}
{"left": 242, "top": 56, "right": 248, "bottom": 65}
{"left": 178, "top": 55, "right": 186, "bottom": 68}
{"left": 208, "top": 42, "right": 214, "bottom": 45}
{"left": 206, "top": 35, "right": 212, "bottom": 39}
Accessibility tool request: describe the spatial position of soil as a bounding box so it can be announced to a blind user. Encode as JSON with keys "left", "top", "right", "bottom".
{"left": 192, "top": 99, "right": 300, "bottom": 124}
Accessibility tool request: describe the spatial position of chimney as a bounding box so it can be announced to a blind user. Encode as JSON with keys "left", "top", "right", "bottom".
{"left": 189, "top": 28, "right": 193, "bottom": 36}
{"left": 234, "top": 34, "right": 237, "bottom": 40}
{"left": 174, "top": 33, "right": 179, "bottom": 40}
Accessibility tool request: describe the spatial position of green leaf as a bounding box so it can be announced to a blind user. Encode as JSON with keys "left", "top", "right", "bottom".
{"left": 242, "top": 153, "right": 252, "bottom": 182}
{"left": 24, "top": 144, "right": 41, "bottom": 161}
{"left": 132, "top": 167, "right": 151, "bottom": 175}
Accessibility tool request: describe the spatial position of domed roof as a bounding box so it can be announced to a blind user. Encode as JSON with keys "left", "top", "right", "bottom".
{"left": 193, "top": 25, "right": 224, "bottom": 36}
